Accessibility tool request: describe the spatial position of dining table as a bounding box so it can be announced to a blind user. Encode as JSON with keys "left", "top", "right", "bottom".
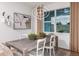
{"left": 5, "top": 35, "right": 58, "bottom": 56}
{"left": 6, "top": 38, "right": 37, "bottom": 56}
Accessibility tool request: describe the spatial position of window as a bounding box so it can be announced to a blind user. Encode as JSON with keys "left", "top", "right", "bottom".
{"left": 56, "top": 7, "right": 70, "bottom": 33}
{"left": 56, "top": 7, "right": 70, "bottom": 16}
{"left": 44, "top": 11, "right": 54, "bottom": 32}
{"left": 44, "top": 7, "right": 70, "bottom": 33}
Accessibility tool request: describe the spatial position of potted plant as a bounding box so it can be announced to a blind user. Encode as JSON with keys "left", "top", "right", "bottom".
{"left": 28, "top": 33, "right": 37, "bottom": 40}
{"left": 37, "top": 32, "right": 46, "bottom": 39}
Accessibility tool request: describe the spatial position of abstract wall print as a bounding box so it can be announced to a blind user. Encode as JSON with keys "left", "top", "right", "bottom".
{"left": 13, "top": 13, "right": 31, "bottom": 30}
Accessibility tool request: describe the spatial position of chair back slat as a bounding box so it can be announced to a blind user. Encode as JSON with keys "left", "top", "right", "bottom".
{"left": 36, "top": 38, "right": 46, "bottom": 56}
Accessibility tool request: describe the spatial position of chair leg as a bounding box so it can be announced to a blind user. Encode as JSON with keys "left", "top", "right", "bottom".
{"left": 23, "top": 50, "right": 26, "bottom": 56}
{"left": 47, "top": 49, "right": 49, "bottom": 52}
{"left": 23, "top": 52, "right": 25, "bottom": 56}
{"left": 42, "top": 48, "right": 45, "bottom": 56}
{"left": 50, "top": 48, "right": 51, "bottom": 56}
{"left": 53, "top": 48, "right": 55, "bottom": 56}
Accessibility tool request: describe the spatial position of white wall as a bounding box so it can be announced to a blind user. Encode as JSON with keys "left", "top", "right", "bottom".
{"left": 44, "top": 2, "right": 70, "bottom": 49}
{"left": 0, "top": 2, "right": 33, "bottom": 43}
{"left": 0, "top": 2, "right": 71, "bottom": 49}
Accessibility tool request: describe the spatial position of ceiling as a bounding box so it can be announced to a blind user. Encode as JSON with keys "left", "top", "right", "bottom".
{"left": 22, "top": 2, "right": 54, "bottom": 8}
{"left": 0, "top": 2, "right": 54, "bottom": 9}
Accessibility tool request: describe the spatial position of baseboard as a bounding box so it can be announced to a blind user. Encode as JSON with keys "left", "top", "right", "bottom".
{"left": 58, "top": 47, "right": 71, "bottom": 51}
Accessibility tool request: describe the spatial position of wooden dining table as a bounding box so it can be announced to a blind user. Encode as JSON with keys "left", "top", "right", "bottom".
{"left": 6, "top": 38, "right": 37, "bottom": 56}
{"left": 5, "top": 36, "right": 58, "bottom": 56}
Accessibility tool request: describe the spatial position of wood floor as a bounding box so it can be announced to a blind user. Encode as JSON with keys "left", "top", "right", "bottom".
{"left": 13, "top": 48, "right": 79, "bottom": 56}
{"left": 44, "top": 48, "right": 79, "bottom": 56}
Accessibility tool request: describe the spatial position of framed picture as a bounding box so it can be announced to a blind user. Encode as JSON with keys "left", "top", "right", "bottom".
{"left": 2, "top": 11, "right": 12, "bottom": 27}
{"left": 13, "top": 12, "right": 31, "bottom": 30}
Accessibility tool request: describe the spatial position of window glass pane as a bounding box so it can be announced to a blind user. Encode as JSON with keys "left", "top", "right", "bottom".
{"left": 56, "top": 7, "right": 70, "bottom": 33}
{"left": 51, "top": 24, "right": 54, "bottom": 32}
{"left": 44, "top": 11, "right": 49, "bottom": 17}
{"left": 44, "top": 16, "right": 51, "bottom": 21}
{"left": 44, "top": 22, "right": 54, "bottom": 32}
{"left": 44, "top": 11, "right": 51, "bottom": 21}
{"left": 56, "top": 16, "right": 70, "bottom": 33}
{"left": 56, "top": 7, "right": 70, "bottom": 16}
{"left": 44, "top": 22, "right": 51, "bottom": 32}
{"left": 44, "top": 11, "right": 54, "bottom": 21}
{"left": 50, "top": 11, "right": 54, "bottom": 17}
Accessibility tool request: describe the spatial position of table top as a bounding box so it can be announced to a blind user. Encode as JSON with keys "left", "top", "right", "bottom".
{"left": 6, "top": 34, "right": 58, "bottom": 53}
{"left": 6, "top": 38, "right": 37, "bottom": 53}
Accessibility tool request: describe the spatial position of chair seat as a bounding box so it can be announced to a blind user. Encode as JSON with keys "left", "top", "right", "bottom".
{"left": 45, "top": 46, "right": 54, "bottom": 49}
{"left": 45, "top": 42, "right": 55, "bottom": 49}
{"left": 29, "top": 49, "right": 44, "bottom": 56}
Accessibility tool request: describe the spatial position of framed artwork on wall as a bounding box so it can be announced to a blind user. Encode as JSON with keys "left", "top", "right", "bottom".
{"left": 13, "top": 12, "right": 31, "bottom": 30}
{"left": 2, "top": 11, "right": 12, "bottom": 27}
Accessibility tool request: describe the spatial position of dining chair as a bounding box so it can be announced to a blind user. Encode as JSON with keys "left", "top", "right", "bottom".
{"left": 29, "top": 38, "right": 46, "bottom": 56}
{"left": 44, "top": 35, "right": 55, "bottom": 56}
{"left": 0, "top": 43, "right": 13, "bottom": 56}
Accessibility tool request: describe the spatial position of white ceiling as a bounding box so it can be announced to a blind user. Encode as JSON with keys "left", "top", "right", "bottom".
{"left": 0, "top": 2, "right": 69, "bottom": 9}
{"left": 21, "top": 2, "right": 70, "bottom": 9}
{"left": 0, "top": 2, "right": 54, "bottom": 8}
{"left": 20, "top": 2, "right": 54, "bottom": 8}
{"left": 24, "top": 2, "right": 53, "bottom": 6}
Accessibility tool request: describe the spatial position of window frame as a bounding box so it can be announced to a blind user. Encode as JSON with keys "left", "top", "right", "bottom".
{"left": 43, "top": 7, "right": 70, "bottom": 33}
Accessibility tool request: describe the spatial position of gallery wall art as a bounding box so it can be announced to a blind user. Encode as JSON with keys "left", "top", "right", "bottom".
{"left": 2, "top": 11, "right": 31, "bottom": 30}
{"left": 2, "top": 11, "right": 12, "bottom": 27}
{"left": 13, "top": 12, "right": 31, "bottom": 30}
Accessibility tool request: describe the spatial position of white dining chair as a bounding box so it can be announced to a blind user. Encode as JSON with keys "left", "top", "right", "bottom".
{"left": 29, "top": 38, "right": 46, "bottom": 56}
{"left": 44, "top": 35, "right": 55, "bottom": 56}
{"left": 0, "top": 43, "right": 13, "bottom": 56}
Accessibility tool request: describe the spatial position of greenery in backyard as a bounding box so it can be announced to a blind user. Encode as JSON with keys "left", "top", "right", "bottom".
{"left": 56, "top": 22, "right": 70, "bottom": 33}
